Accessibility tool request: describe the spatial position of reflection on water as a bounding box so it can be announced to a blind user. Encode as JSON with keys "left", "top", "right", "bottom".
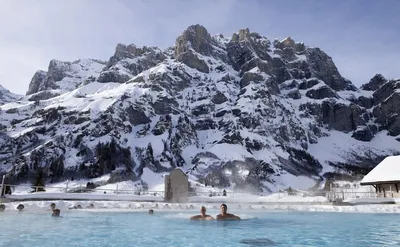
{"left": 239, "top": 238, "right": 277, "bottom": 246}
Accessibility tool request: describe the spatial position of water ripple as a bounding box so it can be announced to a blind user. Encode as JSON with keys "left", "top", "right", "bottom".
{"left": 0, "top": 211, "right": 399, "bottom": 247}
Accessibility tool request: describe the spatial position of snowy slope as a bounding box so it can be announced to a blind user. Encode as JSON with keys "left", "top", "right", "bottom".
{"left": 1, "top": 24, "right": 400, "bottom": 193}
{"left": 26, "top": 59, "right": 106, "bottom": 98}
{"left": 0, "top": 84, "right": 21, "bottom": 105}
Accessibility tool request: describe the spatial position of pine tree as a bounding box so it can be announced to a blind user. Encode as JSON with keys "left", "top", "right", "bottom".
{"left": 147, "top": 142, "right": 154, "bottom": 157}
{"left": 49, "top": 157, "right": 64, "bottom": 182}
{"left": 122, "top": 148, "right": 133, "bottom": 173}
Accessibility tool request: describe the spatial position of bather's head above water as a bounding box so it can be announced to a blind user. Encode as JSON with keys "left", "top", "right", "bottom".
{"left": 220, "top": 204, "right": 228, "bottom": 215}
{"left": 50, "top": 203, "right": 56, "bottom": 211}
{"left": 17, "top": 204, "right": 24, "bottom": 212}
{"left": 148, "top": 209, "right": 154, "bottom": 215}
{"left": 190, "top": 206, "right": 214, "bottom": 220}
{"left": 200, "top": 206, "right": 207, "bottom": 217}
{"left": 0, "top": 204, "right": 5, "bottom": 212}
{"left": 217, "top": 204, "right": 241, "bottom": 220}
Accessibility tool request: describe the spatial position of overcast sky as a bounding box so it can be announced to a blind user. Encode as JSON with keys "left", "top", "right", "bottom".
{"left": 1, "top": 0, "right": 399, "bottom": 94}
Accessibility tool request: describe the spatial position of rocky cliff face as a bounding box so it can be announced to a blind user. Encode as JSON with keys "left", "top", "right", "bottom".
{"left": 26, "top": 59, "right": 106, "bottom": 100}
{"left": 0, "top": 85, "right": 21, "bottom": 106}
{"left": 1, "top": 24, "right": 399, "bottom": 192}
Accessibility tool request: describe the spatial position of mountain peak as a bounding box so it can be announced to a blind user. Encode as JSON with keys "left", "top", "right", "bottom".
{"left": 0, "top": 84, "right": 21, "bottom": 105}
{"left": 230, "top": 28, "right": 252, "bottom": 42}
{"left": 26, "top": 59, "right": 106, "bottom": 96}
{"left": 280, "top": 37, "right": 296, "bottom": 48}
{"left": 361, "top": 74, "right": 387, "bottom": 91}
{"left": 175, "top": 24, "right": 212, "bottom": 57}
{"left": 114, "top": 43, "right": 160, "bottom": 57}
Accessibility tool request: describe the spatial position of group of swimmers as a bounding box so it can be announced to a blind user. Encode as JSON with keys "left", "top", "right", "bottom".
{"left": 0, "top": 203, "right": 27, "bottom": 213}
{"left": 0, "top": 202, "right": 91, "bottom": 217}
{"left": 147, "top": 203, "right": 241, "bottom": 221}
{"left": 2, "top": 202, "right": 241, "bottom": 220}
{"left": 190, "top": 204, "right": 241, "bottom": 220}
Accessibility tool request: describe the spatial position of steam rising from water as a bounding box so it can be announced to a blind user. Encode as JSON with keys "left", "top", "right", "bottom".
{"left": 2, "top": 200, "right": 400, "bottom": 214}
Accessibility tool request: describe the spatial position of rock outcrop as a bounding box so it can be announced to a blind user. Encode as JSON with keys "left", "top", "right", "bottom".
{"left": 0, "top": 84, "right": 21, "bottom": 105}
{"left": 26, "top": 59, "right": 106, "bottom": 96}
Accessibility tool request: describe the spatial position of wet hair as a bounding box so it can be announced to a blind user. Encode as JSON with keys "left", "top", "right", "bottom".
{"left": 221, "top": 203, "right": 227, "bottom": 209}
{"left": 200, "top": 206, "right": 206, "bottom": 211}
{"left": 17, "top": 204, "right": 24, "bottom": 211}
{"left": 148, "top": 209, "right": 154, "bottom": 215}
{"left": 0, "top": 204, "right": 5, "bottom": 212}
{"left": 50, "top": 203, "right": 56, "bottom": 209}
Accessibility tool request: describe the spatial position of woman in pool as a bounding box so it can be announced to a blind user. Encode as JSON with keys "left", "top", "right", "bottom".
{"left": 190, "top": 206, "right": 214, "bottom": 220}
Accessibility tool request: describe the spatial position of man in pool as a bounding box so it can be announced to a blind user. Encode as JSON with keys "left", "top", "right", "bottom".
{"left": 190, "top": 206, "right": 214, "bottom": 220}
{"left": 52, "top": 209, "right": 61, "bottom": 217}
{"left": 148, "top": 209, "right": 154, "bottom": 215}
{"left": 216, "top": 204, "right": 241, "bottom": 220}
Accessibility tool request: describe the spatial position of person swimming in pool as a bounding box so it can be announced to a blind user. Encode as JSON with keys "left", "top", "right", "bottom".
{"left": 190, "top": 206, "right": 214, "bottom": 220}
{"left": 216, "top": 204, "right": 241, "bottom": 220}
{"left": 17, "top": 204, "right": 24, "bottom": 212}
{"left": 52, "top": 209, "right": 61, "bottom": 217}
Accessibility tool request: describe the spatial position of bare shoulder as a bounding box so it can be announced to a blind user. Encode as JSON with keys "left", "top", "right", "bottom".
{"left": 206, "top": 215, "right": 215, "bottom": 220}
{"left": 225, "top": 214, "right": 241, "bottom": 220}
{"left": 190, "top": 215, "right": 201, "bottom": 220}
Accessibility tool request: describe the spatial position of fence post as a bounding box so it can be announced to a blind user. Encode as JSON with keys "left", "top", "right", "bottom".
{"left": 65, "top": 180, "right": 69, "bottom": 193}
{"left": 0, "top": 175, "right": 5, "bottom": 197}
{"left": 278, "top": 185, "right": 280, "bottom": 199}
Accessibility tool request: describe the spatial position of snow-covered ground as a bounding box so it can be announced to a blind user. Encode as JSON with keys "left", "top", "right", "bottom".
{"left": 3, "top": 191, "right": 329, "bottom": 204}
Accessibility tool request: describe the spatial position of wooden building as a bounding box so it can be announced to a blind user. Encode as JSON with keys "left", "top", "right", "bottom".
{"left": 360, "top": 156, "right": 400, "bottom": 198}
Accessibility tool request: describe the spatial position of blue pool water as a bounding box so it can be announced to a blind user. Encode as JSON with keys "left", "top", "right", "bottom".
{"left": 1, "top": 210, "right": 400, "bottom": 247}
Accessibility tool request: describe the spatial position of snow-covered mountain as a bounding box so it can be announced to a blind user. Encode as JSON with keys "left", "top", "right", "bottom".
{"left": 26, "top": 58, "right": 106, "bottom": 101}
{"left": 1, "top": 24, "right": 399, "bottom": 192}
{"left": 0, "top": 84, "right": 21, "bottom": 105}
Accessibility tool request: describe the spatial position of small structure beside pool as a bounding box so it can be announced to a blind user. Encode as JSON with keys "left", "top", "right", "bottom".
{"left": 360, "top": 155, "right": 400, "bottom": 198}
{"left": 164, "top": 168, "right": 189, "bottom": 202}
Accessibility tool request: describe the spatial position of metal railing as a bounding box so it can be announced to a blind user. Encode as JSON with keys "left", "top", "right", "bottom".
{"left": 326, "top": 185, "right": 377, "bottom": 202}
{"left": 1, "top": 183, "right": 165, "bottom": 198}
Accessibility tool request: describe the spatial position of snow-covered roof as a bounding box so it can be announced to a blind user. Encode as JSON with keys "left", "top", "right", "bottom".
{"left": 361, "top": 155, "right": 400, "bottom": 185}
